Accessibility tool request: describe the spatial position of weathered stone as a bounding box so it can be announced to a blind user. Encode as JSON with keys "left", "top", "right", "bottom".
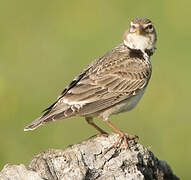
{"left": 0, "top": 164, "right": 42, "bottom": 180}
{"left": 0, "top": 134, "right": 180, "bottom": 180}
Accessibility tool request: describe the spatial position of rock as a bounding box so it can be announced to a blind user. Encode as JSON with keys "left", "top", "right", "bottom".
{"left": 0, "top": 134, "right": 180, "bottom": 180}
{"left": 0, "top": 164, "right": 42, "bottom": 180}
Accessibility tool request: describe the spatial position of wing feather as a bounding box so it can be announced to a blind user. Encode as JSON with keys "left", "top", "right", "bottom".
{"left": 36, "top": 44, "right": 151, "bottom": 122}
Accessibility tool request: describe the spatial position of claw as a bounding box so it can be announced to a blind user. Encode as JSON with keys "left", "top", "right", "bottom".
{"left": 102, "top": 118, "right": 139, "bottom": 148}
{"left": 114, "top": 133, "right": 138, "bottom": 148}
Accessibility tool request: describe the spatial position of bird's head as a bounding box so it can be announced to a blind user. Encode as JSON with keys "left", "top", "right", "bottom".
{"left": 123, "top": 18, "right": 157, "bottom": 55}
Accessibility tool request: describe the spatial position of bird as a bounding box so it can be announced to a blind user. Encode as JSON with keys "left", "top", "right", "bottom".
{"left": 24, "top": 18, "right": 157, "bottom": 148}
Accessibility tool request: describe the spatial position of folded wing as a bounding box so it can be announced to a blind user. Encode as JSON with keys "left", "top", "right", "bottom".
{"left": 24, "top": 46, "right": 151, "bottom": 131}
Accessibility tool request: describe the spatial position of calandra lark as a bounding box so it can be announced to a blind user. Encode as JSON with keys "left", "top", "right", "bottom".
{"left": 25, "top": 18, "right": 157, "bottom": 147}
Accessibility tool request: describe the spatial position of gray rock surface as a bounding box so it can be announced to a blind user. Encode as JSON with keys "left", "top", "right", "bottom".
{"left": 0, "top": 134, "right": 179, "bottom": 180}
{"left": 0, "top": 164, "right": 42, "bottom": 180}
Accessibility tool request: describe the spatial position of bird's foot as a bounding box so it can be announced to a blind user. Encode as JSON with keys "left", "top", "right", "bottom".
{"left": 114, "top": 133, "right": 138, "bottom": 148}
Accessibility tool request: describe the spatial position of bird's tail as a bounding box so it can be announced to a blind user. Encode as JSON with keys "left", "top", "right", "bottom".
{"left": 24, "top": 104, "right": 79, "bottom": 131}
{"left": 24, "top": 104, "right": 74, "bottom": 131}
{"left": 24, "top": 117, "right": 44, "bottom": 131}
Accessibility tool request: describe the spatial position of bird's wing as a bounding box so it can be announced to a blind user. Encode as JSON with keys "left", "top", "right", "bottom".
{"left": 24, "top": 46, "right": 151, "bottom": 131}
{"left": 46, "top": 48, "right": 151, "bottom": 118}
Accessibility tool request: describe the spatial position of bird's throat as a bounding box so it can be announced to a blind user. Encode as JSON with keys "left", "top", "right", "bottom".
{"left": 124, "top": 33, "right": 154, "bottom": 54}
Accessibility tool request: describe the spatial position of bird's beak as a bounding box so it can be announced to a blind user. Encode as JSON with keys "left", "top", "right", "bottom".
{"left": 135, "top": 26, "right": 144, "bottom": 36}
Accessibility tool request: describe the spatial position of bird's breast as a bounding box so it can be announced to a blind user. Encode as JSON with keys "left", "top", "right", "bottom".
{"left": 112, "top": 89, "right": 145, "bottom": 115}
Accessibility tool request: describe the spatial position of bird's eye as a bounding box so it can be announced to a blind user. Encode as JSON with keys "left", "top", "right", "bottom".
{"left": 147, "top": 24, "right": 153, "bottom": 30}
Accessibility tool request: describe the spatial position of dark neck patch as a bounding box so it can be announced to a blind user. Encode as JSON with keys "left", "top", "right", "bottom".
{"left": 145, "top": 49, "right": 154, "bottom": 56}
{"left": 127, "top": 47, "right": 145, "bottom": 59}
{"left": 126, "top": 46, "right": 153, "bottom": 59}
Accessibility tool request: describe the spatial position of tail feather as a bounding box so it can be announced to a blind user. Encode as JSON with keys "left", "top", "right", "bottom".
{"left": 24, "top": 117, "right": 43, "bottom": 131}
{"left": 24, "top": 104, "right": 79, "bottom": 131}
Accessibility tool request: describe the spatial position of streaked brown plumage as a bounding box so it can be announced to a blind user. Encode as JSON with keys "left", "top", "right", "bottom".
{"left": 24, "top": 18, "right": 157, "bottom": 147}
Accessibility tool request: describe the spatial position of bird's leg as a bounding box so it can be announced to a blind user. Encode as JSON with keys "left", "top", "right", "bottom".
{"left": 85, "top": 117, "right": 108, "bottom": 137}
{"left": 103, "top": 118, "right": 138, "bottom": 148}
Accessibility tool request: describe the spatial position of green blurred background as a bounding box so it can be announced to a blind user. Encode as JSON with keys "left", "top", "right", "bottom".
{"left": 0, "top": 0, "right": 190, "bottom": 179}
